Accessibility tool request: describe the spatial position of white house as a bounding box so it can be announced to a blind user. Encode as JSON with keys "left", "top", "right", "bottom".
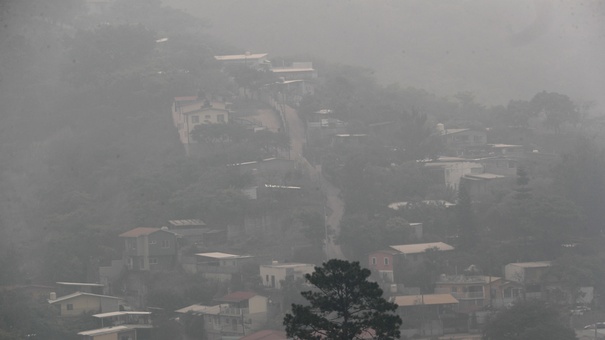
{"left": 259, "top": 261, "right": 315, "bottom": 289}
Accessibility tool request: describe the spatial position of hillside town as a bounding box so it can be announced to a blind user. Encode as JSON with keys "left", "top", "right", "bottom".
{"left": 1, "top": 1, "right": 605, "bottom": 340}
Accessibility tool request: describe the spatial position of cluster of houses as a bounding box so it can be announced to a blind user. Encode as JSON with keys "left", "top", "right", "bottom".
{"left": 367, "top": 238, "right": 591, "bottom": 338}
{"left": 40, "top": 225, "right": 586, "bottom": 340}
{"left": 171, "top": 51, "right": 316, "bottom": 155}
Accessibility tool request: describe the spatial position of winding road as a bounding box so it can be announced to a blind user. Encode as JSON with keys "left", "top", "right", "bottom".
{"left": 281, "top": 104, "right": 346, "bottom": 260}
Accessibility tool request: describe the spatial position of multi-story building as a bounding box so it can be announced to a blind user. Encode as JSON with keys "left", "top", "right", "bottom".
{"left": 119, "top": 227, "right": 178, "bottom": 271}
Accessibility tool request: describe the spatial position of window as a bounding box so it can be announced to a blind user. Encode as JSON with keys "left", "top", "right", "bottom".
{"left": 191, "top": 115, "right": 199, "bottom": 124}
{"left": 205, "top": 115, "right": 211, "bottom": 120}
{"left": 218, "top": 114, "right": 225, "bottom": 122}
{"left": 371, "top": 257, "right": 377, "bottom": 265}
{"left": 149, "top": 258, "right": 158, "bottom": 265}
{"left": 384, "top": 257, "right": 389, "bottom": 265}
{"left": 128, "top": 240, "right": 136, "bottom": 250}
{"left": 266, "top": 275, "right": 269, "bottom": 283}
{"left": 149, "top": 240, "right": 157, "bottom": 245}
{"left": 473, "top": 135, "right": 483, "bottom": 143}
{"left": 451, "top": 287, "right": 457, "bottom": 293}
{"left": 66, "top": 304, "right": 73, "bottom": 311}
{"left": 160, "top": 240, "right": 170, "bottom": 248}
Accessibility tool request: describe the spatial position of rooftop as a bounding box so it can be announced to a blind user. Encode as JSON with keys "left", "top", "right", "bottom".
{"left": 49, "top": 292, "right": 121, "bottom": 304}
{"left": 436, "top": 275, "right": 501, "bottom": 284}
{"left": 507, "top": 261, "right": 552, "bottom": 268}
{"left": 175, "top": 304, "right": 226, "bottom": 315}
{"left": 464, "top": 173, "right": 506, "bottom": 180}
{"left": 119, "top": 227, "right": 161, "bottom": 238}
{"left": 214, "top": 53, "right": 268, "bottom": 61}
{"left": 93, "top": 311, "right": 151, "bottom": 318}
{"left": 261, "top": 262, "right": 314, "bottom": 269}
{"left": 393, "top": 294, "right": 459, "bottom": 307}
{"left": 195, "top": 252, "right": 248, "bottom": 259}
{"left": 168, "top": 219, "right": 206, "bottom": 227}
{"left": 56, "top": 282, "right": 104, "bottom": 287}
{"left": 78, "top": 326, "right": 132, "bottom": 336}
{"left": 390, "top": 242, "right": 454, "bottom": 254}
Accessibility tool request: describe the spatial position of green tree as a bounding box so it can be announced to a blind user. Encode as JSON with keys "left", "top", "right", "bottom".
{"left": 283, "top": 259, "right": 402, "bottom": 339}
{"left": 530, "top": 91, "right": 578, "bottom": 133}
{"left": 483, "top": 300, "right": 575, "bottom": 340}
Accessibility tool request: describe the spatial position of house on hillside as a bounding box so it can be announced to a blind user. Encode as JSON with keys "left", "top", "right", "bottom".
{"left": 259, "top": 261, "right": 315, "bottom": 289}
{"left": 423, "top": 157, "right": 484, "bottom": 190}
{"left": 79, "top": 311, "right": 152, "bottom": 340}
{"left": 390, "top": 242, "right": 454, "bottom": 266}
{"left": 437, "top": 124, "right": 486, "bottom": 156}
{"left": 369, "top": 242, "right": 454, "bottom": 284}
{"left": 393, "top": 293, "right": 464, "bottom": 337}
{"left": 434, "top": 275, "right": 503, "bottom": 313}
{"left": 214, "top": 291, "right": 269, "bottom": 338}
{"left": 172, "top": 97, "right": 231, "bottom": 152}
{"left": 187, "top": 252, "right": 255, "bottom": 281}
{"left": 504, "top": 261, "right": 551, "bottom": 299}
{"left": 271, "top": 62, "right": 317, "bottom": 80}
{"left": 119, "top": 227, "right": 178, "bottom": 271}
{"left": 460, "top": 173, "right": 509, "bottom": 198}
{"left": 49, "top": 292, "right": 122, "bottom": 317}
{"left": 176, "top": 304, "right": 226, "bottom": 340}
{"left": 165, "top": 219, "right": 227, "bottom": 247}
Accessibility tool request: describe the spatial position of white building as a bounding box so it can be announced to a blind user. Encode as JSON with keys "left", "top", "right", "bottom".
{"left": 259, "top": 261, "right": 315, "bottom": 289}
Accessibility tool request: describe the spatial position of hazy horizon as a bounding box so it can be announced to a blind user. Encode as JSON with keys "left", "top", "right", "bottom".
{"left": 164, "top": 0, "right": 605, "bottom": 110}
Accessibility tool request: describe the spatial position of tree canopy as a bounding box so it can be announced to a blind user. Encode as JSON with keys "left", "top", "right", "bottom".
{"left": 283, "top": 259, "right": 401, "bottom": 339}
{"left": 483, "top": 300, "right": 576, "bottom": 340}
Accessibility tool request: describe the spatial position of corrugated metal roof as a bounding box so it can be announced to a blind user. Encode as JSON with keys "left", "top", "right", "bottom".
{"left": 49, "top": 292, "right": 121, "bottom": 304}
{"left": 175, "top": 304, "right": 226, "bottom": 315}
{"left": 93, "top": 311, "right": 151, "bottom": 318}
{"left": 214, "top": 53, "right": 268, "bottom": 61}
{"left": 78, "top": 326, "right": 132, "bottom": 336}
{"left": 390, "top": 242, "right": 454, "bottom": 254}
{"left": 393, "top": 294, "right": 458, "bottom": 306}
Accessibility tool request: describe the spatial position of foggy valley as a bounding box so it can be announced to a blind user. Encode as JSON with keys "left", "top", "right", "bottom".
{"left": 0, "top": 1, "right": 604, "bottom": 339}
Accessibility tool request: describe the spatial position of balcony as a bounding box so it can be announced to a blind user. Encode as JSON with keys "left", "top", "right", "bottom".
{"left": 221, "top": 307, "right": 249, "bottom": 316}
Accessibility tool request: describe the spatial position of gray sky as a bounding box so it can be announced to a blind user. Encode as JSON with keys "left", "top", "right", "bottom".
{"left": 164, "top": 0, "right": 605, "bottom": 110}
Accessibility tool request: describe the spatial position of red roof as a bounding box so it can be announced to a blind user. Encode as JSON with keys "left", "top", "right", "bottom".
{"left": 240, "top": 330, "right": 288, "bottom": 340}
{"left": 119, "top": 227, "right": 160, "bottom": 238}
{"left": 217, "top": 291, "right": 257, "bottom": 302}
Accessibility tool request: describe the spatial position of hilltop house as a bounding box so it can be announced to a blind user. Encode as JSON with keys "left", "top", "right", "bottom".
{"left": 369, "top": 242, "right": 454, "bottom": 283}
{"left": 393, "top": 294, "right": 463, "bottom": 338}
{"left": 78, "top": 311, "right": 153, "bottom": 340}
{"left": 434, "top": 275, "right": 503, "bottom": 313}
{"left": 259, "top": 261, "right": 315, "bottom": 289}
{"left": 172, "top": 96, "right": 231, "bottom": 154}
{"left": 271, "top": 62, "right": 317, "bottom": 80}
{"left": 214, "top": 291, "right": 269, "bottom": 338}
{"left": 504, "top": 261, "right": 551, "bottom": 299}
{"left": 49, "top": 292, "right": 122, "bottom": 317}
{"left": 186, "top": 252, "right": 255, "bottom": 281}
{"left": 119, "top": 227, "right": 178, "bottom": 271}
{"left": 437, "top": 124, "right": 487, "bottom": 156}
